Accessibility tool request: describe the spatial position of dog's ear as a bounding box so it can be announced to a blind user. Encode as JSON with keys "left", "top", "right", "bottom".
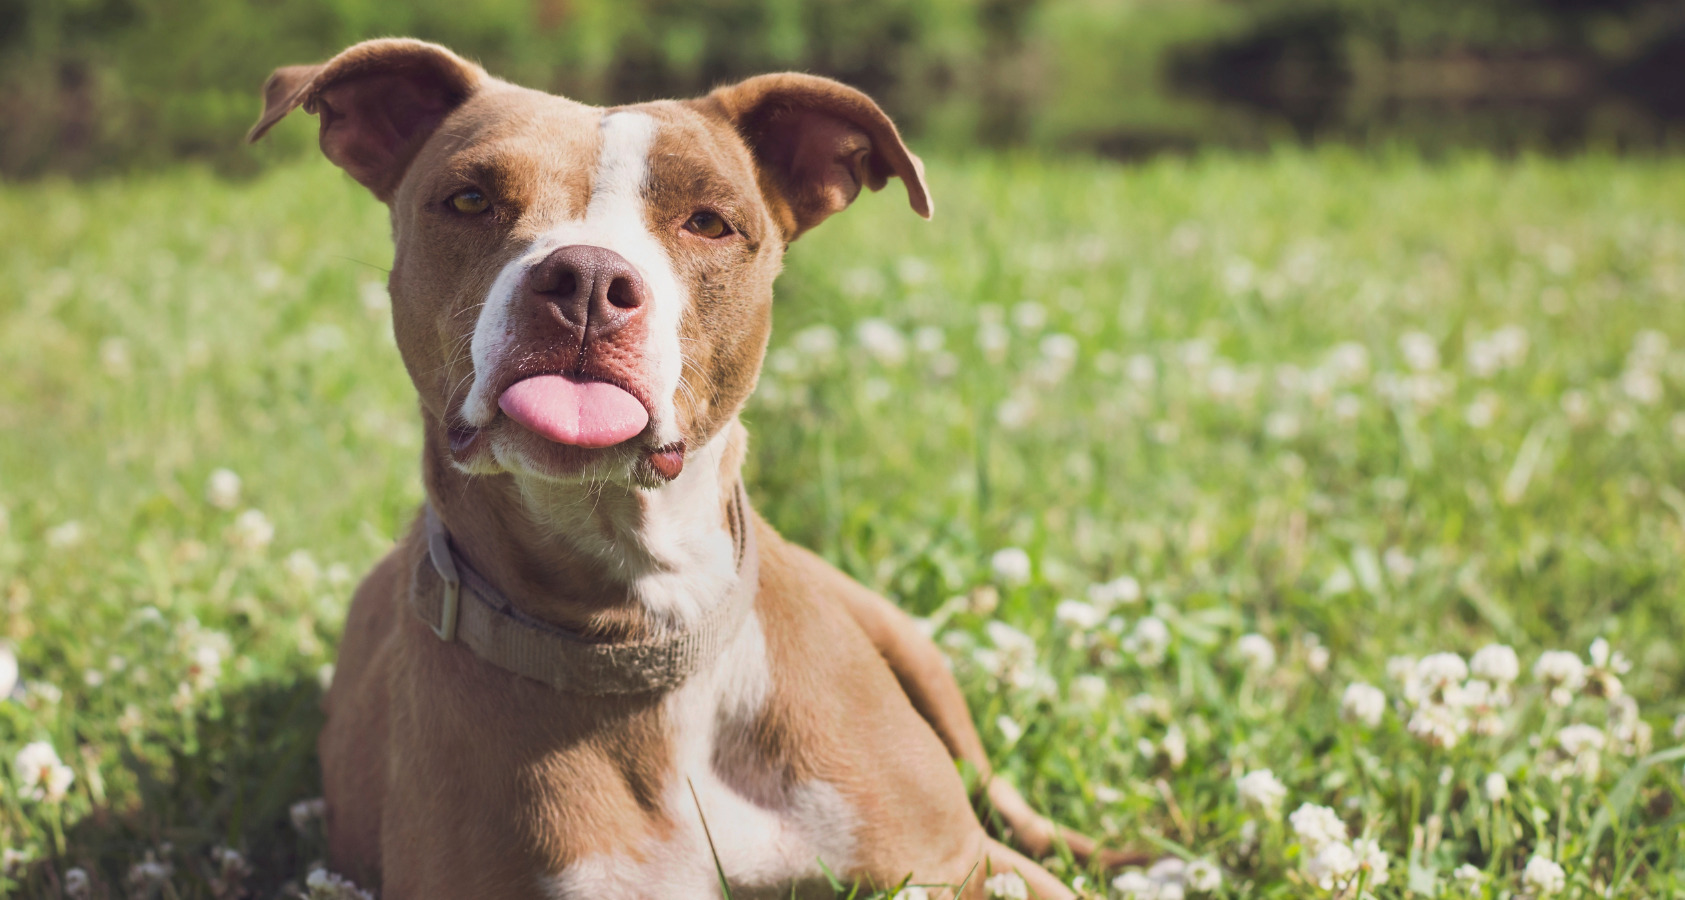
{"left": 248, "top": 39, "right": 485, "bottom": 202}
{"left": 704, "top": 73, "right": 932, "bottom": 240}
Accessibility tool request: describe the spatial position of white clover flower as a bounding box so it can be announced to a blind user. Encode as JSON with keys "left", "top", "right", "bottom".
{"left": 1470, "top": 644, "right": 1520, "bottom": 684}
{"left": 983, "top": 620, "right": 1038, "bottom": 690}
{"left": 1382, "top": 547, "right": 1416, "bottom": 580}
{"left": 1534, "top": 651, "right": 1586, "bottom": 706}
{"left": 210, "top": 846, "right": 252, "bottom": 895}
{"left": 1112, "top": 871, "right": 1155, "bottom": 899}
{"left": 1303, "top": 841, "right": 1359, "bottom": 891}
{"left": 126, "top": 851, "right": 174, "bottom": 893}
{"left": 1557, "top": 723, "right": 1606, "bottom": 758}
{"left": 1235, "top": 634, "right": 1276, "bottom": 674}
{"left": 1161, "top": 725, "right": 1188, "bottom": 770}
{"left": 1306, "top": 644, "right": 1331, "bottom": 674}
{"left": 1407, "top": 702, "right": 1467, "bottom": 749}
{"left": 229, "top": 509, "right": 275, "bottom": 552}
{"left": 1521, "top": 856, "right": 1566, "bottom": 895}
{"left": 206, "top": 468, "right": 242, "bottom": 510}
{"left": 290, "top": 797, "right": 327, "bottom": 833}
{"left": 0, "top": 641, "right": 16, "bottom": 699}
{"left": 1622, "top": 367, "right": 1663, "bottom": 405}
{"left": 326, "top": 563, "right": 354, "bottom": 588}
{"left": 855, "top": 319, "right": 907, "bottom": 366}
{"left": 1040, "top": 332, "right": 1079, "bottom": 363}
{"left": 285, "top": 550, "right": 321, "bottom": 588}
{"left": 15, "top": 740, "right": 74, "bottom": 803}
{"left": 1289, "top": 803, "right": 1348, "bottom": 853}
{"left": 1184, "top": 858, "right": 1222, "bottom": 893}
{"left": 1237, "top": 769, "right": 1287, "bottom": 817}
{"left": 1332, "top": 393, "right": 1364, "bottom": 421}
{"left": 1588, "top": 638, "right": 1631, "bottom": 673}
{"left": 1126, "top": 616, "right": 1171, "bottom": 666}
{"left": 1263, "top": 411, "right": 1301, "bottom": 441}
{"left": 996, "top": 715, "right": 1024, "bottom": 746}
{"left": 996, "top": 394, "right": 1037, "bottom": 430}
{"left": 1126, "top": 354, "right": 1157, "bottom": 385}
{"left": 1011, "top": 301, "right": 1046, "bottom": 331}
{"left": 1415, "top": 652, "right": 1468, "bottom": 690}
{"left": 1088, "top": 575, "right": 1142, "bottom": 609}
{"left": 1327, "top": 342, "right": 1370, "bottom": 382}
{"left": 1399, "top": 332, "right": 1440, "bottom": 371}
{"left": 306, "top": 868, "right": 376, "bottom": 900}
{"left": 1054, "top": 599, "right": 1104, "bottom": 631}
{"left": 64, "top": 867, "right": 92, "bottom": 900}
{"left": 185, "top": 629, "right": 233, "bottom": 693}
{"left": 982, "top": 871, "right": 1027, "bottom": 900}
{"left": 990, "top": 548, "right": 1032, "bottom": 586}
{"left": 977, "top": 322, "right": 1010, "bottom": 361}
{"left": 793, "top": 324, "right": 839, "bottom": 359}
{"left": 1147, "top": 857, "right": 1186, "bottom": 885}
{"left": 1483, "top": 772, "right": 1509, "bottom": 802}
{"left": 891, "top": 887, "right": 930, "bottom": 900}
{"left": 1452, "top": 863, "right": 1484, "bottom": 888}
{"left": 1464, "top": 391, "right": 1500, "bottom": 428}
{"left": 1069, "top": 674, "right": 1107, "bottom": 709}
{"left": 1157, "top": 882, "right": 1185, "bottom": 900}
{"left": 1341, "top": 683, "right": 1387, "bottom": 728}
{"left": 1672, "top": 713, "right": 1685, "bottom": 742}
{"left": 1127, "top": 693, "right": 1172, "bottom": 720}
{"left": 1351, "top": 838, "right": 1389, "bottom": 886}
{"left": 1587, "top": 638, "right": 1630, "bottom": 699}
{"left": 45, "top": 520, "right": 85, "bottom": 549}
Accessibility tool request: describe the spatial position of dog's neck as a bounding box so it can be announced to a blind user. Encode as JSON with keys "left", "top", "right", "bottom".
{"left": 422, "top": 421, "right": 750, "bottom": 640}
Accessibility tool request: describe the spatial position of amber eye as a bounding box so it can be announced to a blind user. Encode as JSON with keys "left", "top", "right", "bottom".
{"left": 449, "top": 189, "right": 490, "bottom": 215}
{"left": 684, "top": 211, "right": 730, "bottom": 239}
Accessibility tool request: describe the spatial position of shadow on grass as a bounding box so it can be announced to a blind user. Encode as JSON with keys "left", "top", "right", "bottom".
{"left": 27, "top": 676, "right": 326, "bottom": 898}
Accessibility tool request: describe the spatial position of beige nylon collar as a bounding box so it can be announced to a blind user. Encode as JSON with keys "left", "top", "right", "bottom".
{"left": 409, "top": 484, "right": 758, "bottom": 695}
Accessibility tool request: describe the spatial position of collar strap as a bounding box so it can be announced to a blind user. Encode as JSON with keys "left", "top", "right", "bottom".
{"left": 409, "top": 484, "right": 758, "bottom": 695}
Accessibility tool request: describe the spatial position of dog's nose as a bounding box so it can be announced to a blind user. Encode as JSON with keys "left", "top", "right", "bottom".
{"left": 527, "top": 245, "right": 648, "bottom": 336}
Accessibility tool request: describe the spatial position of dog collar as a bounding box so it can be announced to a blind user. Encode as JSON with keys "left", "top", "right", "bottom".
{"left": 409, "top": 483, "right": 759, "bottom": 695}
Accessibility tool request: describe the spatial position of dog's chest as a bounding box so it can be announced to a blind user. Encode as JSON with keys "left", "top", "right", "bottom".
{"left": 543, "top": 615, "right": 859, "bottom": 899}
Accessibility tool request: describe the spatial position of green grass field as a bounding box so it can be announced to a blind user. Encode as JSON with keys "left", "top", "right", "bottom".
{"left": 0, "top": 150, "right": 1682, "bottom": 898}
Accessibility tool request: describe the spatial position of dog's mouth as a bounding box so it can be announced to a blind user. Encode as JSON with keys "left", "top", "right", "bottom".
{"left": 449, "top": 374, "right": 686, "bottom": 480}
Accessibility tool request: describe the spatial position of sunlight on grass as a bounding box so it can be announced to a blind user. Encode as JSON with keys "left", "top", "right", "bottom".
{"left": 0, "top": 150, "right": 1681, "bottom": 896}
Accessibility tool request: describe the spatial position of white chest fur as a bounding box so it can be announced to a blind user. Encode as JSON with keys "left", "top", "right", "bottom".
{"left": 544, "top": 614, "right": 859, "bottom": 899}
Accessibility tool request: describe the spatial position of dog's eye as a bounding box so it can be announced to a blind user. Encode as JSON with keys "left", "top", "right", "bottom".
{"left": 684, "top": 211, "right": 730, "bottom": 239}
{"left": 449, "top": 189, "right": 491, "bottom": 215}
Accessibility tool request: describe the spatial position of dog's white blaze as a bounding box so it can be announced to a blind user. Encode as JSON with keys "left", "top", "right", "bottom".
{"left": 544, "top": 616, "right": 858, "bottom": 899}
{"left": 464, "top": 110, "right": 685, "bottom": 444}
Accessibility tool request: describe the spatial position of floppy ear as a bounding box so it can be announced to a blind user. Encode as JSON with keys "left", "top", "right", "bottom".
{"left": 705, "top": 73, "right": 932, "bottom": 240}
{"left": 247, "top": 38, "right": 486, "bottom": 202}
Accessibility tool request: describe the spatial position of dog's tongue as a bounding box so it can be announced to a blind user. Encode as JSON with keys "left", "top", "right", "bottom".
{"left": 498, "top": 375, "right": 648, "bottom": 448}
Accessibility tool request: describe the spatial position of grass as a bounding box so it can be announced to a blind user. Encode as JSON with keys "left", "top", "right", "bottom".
{"left": 0, "top": 147, "right": 1682, "bottom": 897}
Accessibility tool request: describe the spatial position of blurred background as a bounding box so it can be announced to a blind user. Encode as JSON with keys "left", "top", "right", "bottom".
{"left": 4, "top": 0, "right": 1685, "bottom": 177}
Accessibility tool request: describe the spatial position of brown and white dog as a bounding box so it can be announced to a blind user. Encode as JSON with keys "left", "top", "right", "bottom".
{"left": 250, "top": 38, "right": 1134, "bottom": 899}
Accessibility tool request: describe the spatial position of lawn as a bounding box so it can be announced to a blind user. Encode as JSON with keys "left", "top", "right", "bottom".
{"left": 0, "top": 149, "right": 1682, "bottom": 898}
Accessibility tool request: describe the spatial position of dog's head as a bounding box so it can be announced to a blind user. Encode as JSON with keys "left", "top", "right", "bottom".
{"left": 251, "top": 39, "right": 930, "bottom": 487}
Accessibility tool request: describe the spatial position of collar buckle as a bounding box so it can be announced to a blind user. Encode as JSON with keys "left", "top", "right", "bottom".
{"left": 425, "top": 506, "right": 462, "bottom": 642}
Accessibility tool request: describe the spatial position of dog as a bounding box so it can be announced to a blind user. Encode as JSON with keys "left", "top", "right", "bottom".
{"left": 250, "top": 38, "right": 1137, "bottom": 898}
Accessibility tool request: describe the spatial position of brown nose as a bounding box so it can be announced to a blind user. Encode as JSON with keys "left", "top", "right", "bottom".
{"left": 526, "top": 245, "right": 648, "bottom": 337}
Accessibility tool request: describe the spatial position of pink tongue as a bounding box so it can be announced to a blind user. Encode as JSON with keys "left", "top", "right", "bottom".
{"left": 498, "top": 375, "right": 649, "bottom": 448}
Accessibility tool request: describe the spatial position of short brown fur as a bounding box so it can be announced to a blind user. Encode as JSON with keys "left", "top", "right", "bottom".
{"left": 254, "top": 38, "right": 1136, "bottom": 899}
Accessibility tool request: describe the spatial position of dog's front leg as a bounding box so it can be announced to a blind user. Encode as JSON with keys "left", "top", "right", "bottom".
{"left": 809, "top": 547, "right": 1150, "bottom": 869}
